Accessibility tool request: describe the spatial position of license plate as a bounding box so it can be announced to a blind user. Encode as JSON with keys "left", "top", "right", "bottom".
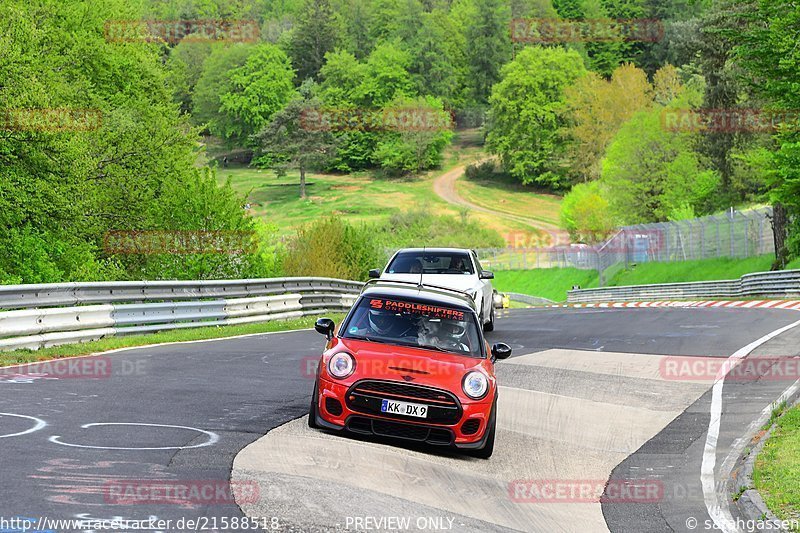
{"left": 380, "top": 399, "right": 428, "bottom": 418}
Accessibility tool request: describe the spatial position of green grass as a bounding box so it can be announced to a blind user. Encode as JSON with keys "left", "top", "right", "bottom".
{"left": 493, "top": 268, "right": 600, "bottom": 302}
{"left": 457, "top": 171, "right": 563, "bottom": 227}
{"left": 753, "top": 404, "right": 800, "bottom": 529}
{"left": 494, "top": 254, "right": 799, "bottom": 302}
{"left": 607, "top": 255, "right": 777, "bottom": 287}
{"left": 0, "top": 314, "right": 344, "bottom": 367}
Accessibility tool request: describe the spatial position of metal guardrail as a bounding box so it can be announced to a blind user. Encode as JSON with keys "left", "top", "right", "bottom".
{"left": 0, "top": 278, "right": 363, "bottom": 352}
{"left": 567, "top": 270, "right": 800, "bottom": 303}
{"left": 505, "top": 293, "right": 556, "bottom": 306}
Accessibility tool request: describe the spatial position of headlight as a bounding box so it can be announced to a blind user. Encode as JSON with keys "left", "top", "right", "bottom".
{"left": 328, "top": 352, "right": 355, "bottom": 379}
{"left": 462, "top": 371, "right": 489, "bottom": 399}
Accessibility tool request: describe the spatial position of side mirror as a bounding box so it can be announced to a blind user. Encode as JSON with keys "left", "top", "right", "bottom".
{"left": 315, "top": 318, "right": 335, "bottom": 340}
{"left": 491, "top": 343, "right": 512, "bottom": 360}
{"left": 368, "top": 268, "right": 381, "bottom": 279}
{"left": 480, "top": 271, "right": 494, "bottom": 280}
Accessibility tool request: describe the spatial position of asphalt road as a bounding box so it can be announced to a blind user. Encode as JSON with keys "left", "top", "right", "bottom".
{"left": 1, "top": 307, "right": 798, "bottom": 532}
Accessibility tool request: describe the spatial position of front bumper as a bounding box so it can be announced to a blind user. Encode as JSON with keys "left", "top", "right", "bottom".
{"left": 315, "top": 377, "right": 493, "bottom": 447}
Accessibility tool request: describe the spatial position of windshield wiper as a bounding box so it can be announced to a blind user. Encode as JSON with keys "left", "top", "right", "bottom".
{"left": 346, "top": 334, "right": 391, "bottom": 344}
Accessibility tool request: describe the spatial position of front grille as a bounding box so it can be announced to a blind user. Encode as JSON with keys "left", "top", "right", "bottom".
{"left": 325, "top": 397, "right": 343, "bottom": 416}
{"left": 461, "top": 419, "right": 481, "bottom": 435}
{"left": 347, "top": 380, "right": 462, "bottom": 424}
{"left": 346, "top": 416, "right": 454, "bottom": 446}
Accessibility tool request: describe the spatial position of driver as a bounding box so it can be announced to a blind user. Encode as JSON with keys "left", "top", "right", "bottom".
{"left": 450, "top": 256, "right": 467, "bottom": 273}
{"left": 350, "top": 308, "right": 411, "bottom": 338}
{"left": 417, "top": 316, "right": 469, "bottom": 352}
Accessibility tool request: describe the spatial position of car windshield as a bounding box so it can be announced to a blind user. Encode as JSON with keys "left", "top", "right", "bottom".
{"left": 386, "top": 252, "right": 474, "bottom": 275}
{"left": 342, "top": 296, "right": 483, "bottom": 358}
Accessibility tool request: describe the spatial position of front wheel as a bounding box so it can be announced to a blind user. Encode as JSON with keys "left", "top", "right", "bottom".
{"left": 308, "top": 383, "right": 320, "bottom": 429}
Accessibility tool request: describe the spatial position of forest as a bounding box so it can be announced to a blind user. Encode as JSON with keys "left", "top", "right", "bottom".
{"left": 1, "top": 0, "right": 798, "bottom": 282}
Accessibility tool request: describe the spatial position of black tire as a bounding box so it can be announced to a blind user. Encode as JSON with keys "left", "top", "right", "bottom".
{"left": 483, "top": 303, "right": 495, "bottom": 332}
{"left": 470, "top": 404, "right": 496, "bottom": 459}
{"left": 308, "top": 383, "right": 320, "bottom": 429}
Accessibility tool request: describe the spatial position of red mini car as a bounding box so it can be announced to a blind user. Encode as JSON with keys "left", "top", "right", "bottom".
{"left": 308, "top": 280, "right": 512, "bottom": 458}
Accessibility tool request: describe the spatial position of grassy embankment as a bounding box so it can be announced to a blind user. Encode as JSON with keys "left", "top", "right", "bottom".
{"left": 753, "top": 405, "right": 800, "bottom": 530}
{"left": 493, "top": 255, "right": 800, "bottom": 302}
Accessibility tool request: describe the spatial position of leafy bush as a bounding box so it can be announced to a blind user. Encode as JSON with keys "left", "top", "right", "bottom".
{"left": 283, "top": 217, "right": 384, "bottom": 280}
{"left": 464, "top": 160, "right": 497, "bottom": 181}
{"left": 377, "top": 208, "right": 505, "bottom": 249}
{"left": 559, "top": 182, "right": 616, "bottom": 243}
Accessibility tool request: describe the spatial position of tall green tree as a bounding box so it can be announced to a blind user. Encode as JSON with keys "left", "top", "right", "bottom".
{"left": 486, "top": 46, "right": 587, "bottom": 189}
{"left": 254, "top": 90, "right": 339, "bottom": 198}
{"left": 462, "top": 0, "right": 512, "bottom": 105}
{"left": 289, "top": 0, "right": 342, "bottom": 81}
{"left": 731, "top": 0, "right": 800, "bottom": 264}
{"left": 601, "top": 104, "right": 719, "bottom": 223}
{"left": 219, "top": 44, "right": 297, "bottom": 146}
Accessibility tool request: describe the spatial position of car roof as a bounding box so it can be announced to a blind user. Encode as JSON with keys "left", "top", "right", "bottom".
{"left": 392, "top": 248, "right": 473, "bottom": 254}
{"left": 360, "top": 281, "right": 477, "bottom": 313}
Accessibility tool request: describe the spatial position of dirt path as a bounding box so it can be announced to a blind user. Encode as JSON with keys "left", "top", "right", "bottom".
{"left": 432, "top": 160, "right": 561, "bottom": 232}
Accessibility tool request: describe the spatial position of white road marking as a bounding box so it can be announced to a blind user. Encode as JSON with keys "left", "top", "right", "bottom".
{"left": 702, "top": 318, "right": 800, "bottom": 533}
{"left": 48, "top": 422, "right": 219, "bottom": 450}
{"left": 0, "top": 412, "right": 48, "bottom": 438}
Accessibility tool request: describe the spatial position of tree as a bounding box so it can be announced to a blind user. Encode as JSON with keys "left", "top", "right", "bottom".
{"left": 318, "top": 49, "right": 366, "bottom": 105}
{"left": 564, "top": 63, "right": 653, "bottom": 181}
{"left": 165, "top": 37, "right": 213, "bottom": 114}
{"left": 408, "top": 11, "right": 467, "bottom": 108}
{"left": 289, "top": 0, "right": 342, "bottom": 81}
{"left": 697, "top": 0, "right": 747, "bottom": 196}
{"left": 730, "top": 0, "right": 800, "bottom": 264}
{"left": 0, "top": 0, "right": 273, "bottom": 283}
{"left": 218, "top": 44, "right": 297, "bottom": 147}
{"left": 371, "top": 96, "right": 454, "bottom": 174}
{"left": 601, "top": 106, "right": 720, "bottom": 224}
{"left": 461, "top": 0, "right": 512, "bottom": 105}
{"left": 355, "top": 42, "right": 415, "bottom": 107}
{"left": 486, "top": 46, "right": 587, "bottom": 189}
{"left": 253, "top": 91, "right": 339, "bottom": 198}
{"left": 192, "top": 44, "right": 254, "bottom": 138}
{"left": 559, "top": 181, "right": 616, "bottom": 242}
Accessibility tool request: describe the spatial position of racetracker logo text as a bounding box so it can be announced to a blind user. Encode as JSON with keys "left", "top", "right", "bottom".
{"left": 104, "top": 480, "right": 259, "bottom": 505}
{"left": 509, "top": 479, "right": 664, "bottom": 503}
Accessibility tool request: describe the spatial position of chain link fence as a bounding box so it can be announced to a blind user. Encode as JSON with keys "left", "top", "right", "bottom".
{"left": 476, "top": 208, "right": 775, "bottom": 285}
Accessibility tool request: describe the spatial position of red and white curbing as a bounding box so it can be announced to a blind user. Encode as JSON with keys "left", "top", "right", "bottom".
{"left": 548, "top": 300, "right": 800, "bottom": 310}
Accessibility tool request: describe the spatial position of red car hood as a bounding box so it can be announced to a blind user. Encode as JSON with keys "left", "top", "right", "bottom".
{"left": 335, "top": 338, "right": 487, "bottom": 390}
